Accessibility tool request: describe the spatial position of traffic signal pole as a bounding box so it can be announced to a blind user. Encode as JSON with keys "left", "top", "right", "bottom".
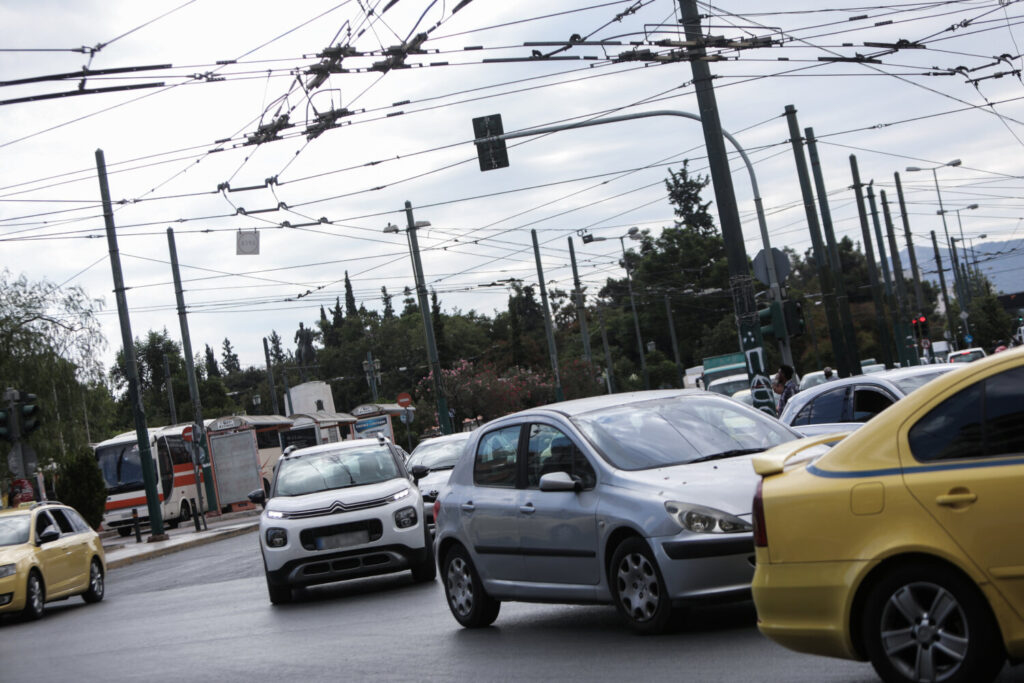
{"left": 97, "top": 149, "right": 166, "bottom": 540}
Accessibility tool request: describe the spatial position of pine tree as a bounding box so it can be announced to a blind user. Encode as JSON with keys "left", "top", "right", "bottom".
{"left": 221, "top": 337, "right": 240, "bottom": 374}
{"left": 382, "top": 286, "right": 395, "bottom": 320}
{"left": 205, "top": 344, "right": 221, "bottom": 377}
{"left": 344, "top": 271, "right": 358, "bottom": 317}
{"left": 268, "top": 330, "right": 285, "bottom": 365}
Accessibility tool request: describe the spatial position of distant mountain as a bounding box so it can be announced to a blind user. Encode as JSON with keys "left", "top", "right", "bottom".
{"left": 898, "top": 238, "right": 1024, "bottom": 297}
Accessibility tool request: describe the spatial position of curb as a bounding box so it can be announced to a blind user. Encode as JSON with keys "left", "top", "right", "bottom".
{"left": 106, "top": 524, "right": 258, "bottom": 570}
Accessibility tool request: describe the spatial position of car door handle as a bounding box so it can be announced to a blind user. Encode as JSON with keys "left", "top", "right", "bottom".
{"left": 460, "top": 502, "right": 475, "bottom": 512}
{"left": 519, "top": 503, "right": 535, "bottom": 514}
{"left": 936, "top": 492, "right": 977, "bottom": 507}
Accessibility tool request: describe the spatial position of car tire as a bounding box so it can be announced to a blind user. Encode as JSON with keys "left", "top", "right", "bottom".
{"left": 609, "top": 537, "right": 673, "bottom": 635}
{"left": 442, "top": 544, "right": 499, "bottom": 628}
{"left": 179, "top": 500, "right": 192, "bottom": 526}
{"left": 82, "top": 558, "right": 105, "bottom": 603}
{"left": 266, "top": 575, "right": 292, "bottom": 605}
{"left": 411, "top": 525, "right": 436, "bottom": 583}
{"left": 22, "top": 571, "right": 45, "bottom": 621}
{"left": 862, "top": 563, "right": 1005, "bottom": 683}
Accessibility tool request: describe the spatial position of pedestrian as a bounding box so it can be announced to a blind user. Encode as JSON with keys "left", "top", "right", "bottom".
{"left": 773, "top": 364, "right": 799, "bottom": 414}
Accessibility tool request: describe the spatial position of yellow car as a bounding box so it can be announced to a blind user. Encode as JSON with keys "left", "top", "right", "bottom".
{"left": 0, "top": 501, "right": 106, "bottom": 620}
{"left": 751, "top": 347, "right": 1024, "bottom": 683}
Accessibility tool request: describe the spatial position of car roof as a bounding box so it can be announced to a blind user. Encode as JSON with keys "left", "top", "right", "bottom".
{"left": 411, "top": 431, "right": 471, "bottom": 451}
{"left": 283, "top": 437, "right": 393, "bottom": 460}
{"left": 486, "top": 389, "right": 734, "bottom": 422}
{"left": 0, "top": 501, "right": 69, "bottom": 517}
{"left": 707, "top": 373, "right": 749, "bottom": 385}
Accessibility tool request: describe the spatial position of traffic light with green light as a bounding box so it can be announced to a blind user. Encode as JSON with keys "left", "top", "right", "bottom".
{"left": 783, "top": 300, "right": 805, "bottom": 337}
{"left": 758, "top": 301, "right": 785, "bottom": 341}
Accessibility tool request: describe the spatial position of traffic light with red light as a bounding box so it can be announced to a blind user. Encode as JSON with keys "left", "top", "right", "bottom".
{"left": 919, "top": 315, "right": 929, "bottom": 339}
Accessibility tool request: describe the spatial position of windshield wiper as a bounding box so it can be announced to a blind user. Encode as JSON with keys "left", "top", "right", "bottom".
{"left": 689, "top": 448, "right": 765, "bottom": 464}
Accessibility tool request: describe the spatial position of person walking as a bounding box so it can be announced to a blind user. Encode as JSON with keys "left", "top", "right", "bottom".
{"left": 773, "top": 364, "right": 800, "bottom": 414}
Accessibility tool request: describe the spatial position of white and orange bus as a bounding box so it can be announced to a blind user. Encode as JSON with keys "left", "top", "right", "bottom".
{"left": 93, "top": 424, "right": 206, "bottom": 536}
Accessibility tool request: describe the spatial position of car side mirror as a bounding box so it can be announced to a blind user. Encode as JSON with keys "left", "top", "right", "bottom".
{"left": 38, "top": 528, "right": 60, "bottom": 545}
{"left": 538, "top": 471, "right": 581, "bottom": 493}
{"left": 410, "top": 465, "right": 429, "bottom": 482}
{"left": 247, "top": 488, "right": 267, "bottom": 508}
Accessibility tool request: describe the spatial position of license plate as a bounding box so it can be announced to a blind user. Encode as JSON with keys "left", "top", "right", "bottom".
{"left": 315, "top": 530, "right": 369, "bottom": 550}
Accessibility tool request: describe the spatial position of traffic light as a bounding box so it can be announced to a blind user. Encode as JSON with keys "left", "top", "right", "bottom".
{"left": 0, "top": 407, "right": 9, "bottom": 442}
{"left": 783, "top": 299, "right": 805, "bottom": 337}
{"left": 911, "top": 317, "right": 920, "bottom": 337}
{"left": 919, "top": 315, "right": 929, "bottom": 339}
{"left": 758, "top": 301, "right": 785, "bottom": 340}
{"left": 18, "top": 392, "right": 39, "bottom": 436}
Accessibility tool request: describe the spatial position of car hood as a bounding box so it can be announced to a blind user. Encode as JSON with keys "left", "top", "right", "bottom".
{"left": 0, "top": 544, "right": 33, "bottom": 566}
{"left": 266, "top": 478, "right": 414, "bottom": 514}
{"left": 416, "top": 469, "right": 453, "bottom": 495}
{"left": 607, "top": 455, "right": 764, "bottom": 515}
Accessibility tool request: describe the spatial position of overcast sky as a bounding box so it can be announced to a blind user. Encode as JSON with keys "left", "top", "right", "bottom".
{"left": 3, "top": 0, "right": 1023, "bottom": 375}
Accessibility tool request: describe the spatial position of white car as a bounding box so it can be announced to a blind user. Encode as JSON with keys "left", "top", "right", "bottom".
{"left": 248, "top": 437, "right": 435, "bottom": 604}
{"left": 406, "top": 431, "right": 473, "bottom": 529}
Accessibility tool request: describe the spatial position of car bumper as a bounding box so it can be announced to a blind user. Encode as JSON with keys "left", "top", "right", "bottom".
{"left": 265, "top": 542, "right": 431, "bottom": 588}
{"left": 653, "top": 533, "right": 756, "bottom": 604}
{"left": 752, "top": 555, "right": 867, "bottom": 661}
{"left": 0, "top": 572, "right": 26, "bottom": 614}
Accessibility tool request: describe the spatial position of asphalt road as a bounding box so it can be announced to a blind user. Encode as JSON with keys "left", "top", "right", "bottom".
{"left": 2, "top": 532, "right": 1022, "bottom": 682}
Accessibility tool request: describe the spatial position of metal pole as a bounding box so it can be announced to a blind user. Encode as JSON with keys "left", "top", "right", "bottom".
{"left": 567, "top": 237, "right": 594, "bottom": 365}
{"left": 849, "top": 155, "right": 893, "bottom": 370}
{"left": 894, "top": 172, "right": 926, "bottom": 315}
{"left": 785, "top": 106, "right": 848, "bottom": 377}
{"left": 263, "top": 337, "right": 280, "bottom": 415}
{"left": 806, "top": 127, "right": 859, "bottom": 374}
{"left": 867, "top": 183, "right": 900, "bottom": 367}
{"left": 405, "top": 201, "right": 453, "bottom": 435}
{"left": 167, "top": 227, "right": 208, "bottom": 530}
{"left": 881, "top": 191, "right": 916, "bottom": 365}
{"left": 665, "top": 294, "right": 684, "bottom": 388}
{"left": 598, "top": 305, "right": 615, "bottom": 394}
{"left": 98, "top": 149, "right": 166, "bottom": 540}
{"left": 619, "top": 236, "right": 649, "bottom": 390}
{"left": 162, "top": 354, "right": 178, "bottom": 425}
{"left": 532, "top": 230, "right": 565, "bottom": 401}
{"left": 931, "top": 230, "right": 956, "bottom": 350}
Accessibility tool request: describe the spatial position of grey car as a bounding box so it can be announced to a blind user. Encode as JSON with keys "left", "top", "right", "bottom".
{"left": 432, "top": 390, "right": 799, "bottom": 633}
{"left": 406, "top": 431, "right": 472, "bottom": 529}
{"left": 779, "top": 364, "right": 958, "bottom": 436}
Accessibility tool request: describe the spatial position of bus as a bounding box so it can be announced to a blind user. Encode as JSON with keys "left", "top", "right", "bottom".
{"left": 93, "top": 425, "right": 206, "bottom": 536}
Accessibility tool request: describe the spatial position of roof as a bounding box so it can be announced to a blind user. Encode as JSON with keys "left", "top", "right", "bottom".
{"left": 289, "top": 410, "right": 357, "bottom": 425}
{"left": 495, "top": 389, "right": 714, "bottom": 420}
{"left": 282, "top": 436, "right": 392, "bottom": 460}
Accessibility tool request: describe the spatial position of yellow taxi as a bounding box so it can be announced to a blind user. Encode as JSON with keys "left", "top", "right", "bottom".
{"left": 751, "top": 347, "right": 1024, "bottom": 683}
{"left": 0, "top": 501, "right": 106, "bottom": 620}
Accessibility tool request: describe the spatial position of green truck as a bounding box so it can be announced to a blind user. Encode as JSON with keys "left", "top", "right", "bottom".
{"left": 701, "top": 352, "right": 747, "bottom": 390}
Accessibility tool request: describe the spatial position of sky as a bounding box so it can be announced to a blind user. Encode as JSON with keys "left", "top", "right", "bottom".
{"left": 2, "top": 0, "right": 1024, "bottom": 376}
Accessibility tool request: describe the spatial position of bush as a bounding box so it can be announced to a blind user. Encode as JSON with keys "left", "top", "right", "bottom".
{"left": 56, "top": 447, "right": 107, "bottom": 529}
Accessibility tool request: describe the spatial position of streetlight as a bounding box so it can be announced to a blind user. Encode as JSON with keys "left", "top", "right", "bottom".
{"left": 969, "top": 233, "right": 987, "bottom": 279}
{"left": 941, "top": 203, "right": 979, "bottom": 302}
{"left": 383, "top": 203, "right": 452, "bottom": 435}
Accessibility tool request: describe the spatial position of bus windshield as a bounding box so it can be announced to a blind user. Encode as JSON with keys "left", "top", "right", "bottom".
{"left": 95, "top": 442, "right": 145, "bottom": 494}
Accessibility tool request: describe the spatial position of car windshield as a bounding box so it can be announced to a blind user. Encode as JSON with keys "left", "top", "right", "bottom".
{"left": 0, "top": 515, "right": 31, "bottom": 546}
{"left": 274, "top": 445, "right": 400, "bottom": 497}
{"left": 889, "top": 369, "right": 952, "bottom": 394}
{"left": 708, "top": 377, "right": 748, "bottom": 396}
{"left": 407, "top": 437, "right": 468, "bottom": 470}
{"left": 571, "top": 395, "right": 796, "bottom": 471}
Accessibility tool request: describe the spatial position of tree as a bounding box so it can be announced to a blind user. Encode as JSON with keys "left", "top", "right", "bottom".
{"left": 205, "top": 344, "right": 221, "bottom": 377}
{"left": 268, "top": 330, "right": 285, "bottom": 366}
{"left": 221, "top": 337, "right": 240, "bottom": 374}
{"left": 345, "top": 271, "right": 358, "bottom": 317}
{"left": 56, "top": 447, "right": 107, "bottom": 529}
{"left": 382, "top": 287, "right": 395, "bottom": 320}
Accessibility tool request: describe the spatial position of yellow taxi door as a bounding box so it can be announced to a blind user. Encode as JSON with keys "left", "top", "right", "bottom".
{"left": 33, "top": 511, "right": 75, "bottom": 596}
{"left": 899, "top": 364, "right": 1024, "bottom": 620}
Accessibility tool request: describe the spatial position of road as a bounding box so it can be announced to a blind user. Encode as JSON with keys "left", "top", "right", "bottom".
{"left": 1, "top": 532, "right": 1021, "bottom": 682}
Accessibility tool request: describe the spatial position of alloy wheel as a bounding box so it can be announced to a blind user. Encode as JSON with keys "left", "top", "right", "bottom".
{"left": 615, "top": 551, "right": 660, "bottom": 622}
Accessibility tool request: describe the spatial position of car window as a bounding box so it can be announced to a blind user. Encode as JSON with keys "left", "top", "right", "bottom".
{"left": 983, "top": 367, "right": 1024, "bottom": 457}
{"left": 851, "top": 389, "right": 894, "bottom": 422}
{"left": 526, "top": 424, "right": 596, "bottom": 490}
{"left": 35, "top": 510, "right": 57, "bottom": 541}
{"left": 274, "top": 445, "right": 400, "bottom": 496}
{"left": 0, "top": 515, "right": 31, "bottom": 546}
{"left": 49, "top": 508, "right": 77, "bottom": 534}
{"left": 408, "top": 437, "right": 469, "bottom": 470}
{"left": 810, "top": 388, "right": 847, "bottom": 424}
{"left": 64, "top": 508, "right": 92, "bottom": 532}
{"left": 791, "top": 401, "right": 813, "bottom": 426}
{"left": 473, "top": 426, "right": 521, "bottom": 487}
{"left": 572, "top": 395, "right": 795, "bottom": 471}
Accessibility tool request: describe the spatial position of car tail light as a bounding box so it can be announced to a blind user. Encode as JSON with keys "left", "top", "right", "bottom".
{"left": 433, "top": 499, "right": 441, "bottom": 524}
{"left": 752, "top": 479, "right": 767, "bottom": 548}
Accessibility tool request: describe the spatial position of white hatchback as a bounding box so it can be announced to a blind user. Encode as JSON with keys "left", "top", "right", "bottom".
{"left": 248, "top": 437, "right": 435, "bottom": 604}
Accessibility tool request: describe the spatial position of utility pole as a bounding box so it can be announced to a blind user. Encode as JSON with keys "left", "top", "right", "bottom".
{"left": 680, "top": 0, "right": 773, "bottom": 411}
{"left": 881, "top": 191, "right": 916, "bottom": 366}
{"left": 665, "top": 295, "right": 684, "bottom": 388}
{"left": 405, "top": 201, "right": 453, "bottom": 435}
{"left": 598, "top": 305, "right": 615, "bottom": 394}
{"left": 785, "top": 106, "right": 848, "bottom": 376}
{"left": 619, "top": 232, "right": 650, "bottom": 390}
{"left": 849, "top": 155, "right": 894, "bottom": 369}
{"left": 867, "top": 184, "right": 900, "bottom": 367}
{"left": 931, "top": 230, "right": 956, "bottom": 350}
{"left": 167, "top": 227, "right": 209, "bottom": 529}
{"left": 99, "top": 149, "right": 166, "bottom": 540}
{"left": 894, "top": 172, "right": 926, "bottom": 315}
{"left": 162, "top": 354, "right": 178, "bottom": 424}
{"left": 263, "top": 337, "right": 280, "bottom": 415}
{"left": 363, "top": 351, "right": 381, "bottom": 402}
{"left": 532, "top": 230, "right": 565, "bottom": 401}
{"left": 806, "top": 127, "right": 859, "bottom": 374}
{"left": 567, "top": 237, "right": 593, "bottom": 364}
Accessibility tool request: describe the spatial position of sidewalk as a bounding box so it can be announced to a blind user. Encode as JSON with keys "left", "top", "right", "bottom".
{"left": 101, "top": 509, "right": 261, "bottom": 570}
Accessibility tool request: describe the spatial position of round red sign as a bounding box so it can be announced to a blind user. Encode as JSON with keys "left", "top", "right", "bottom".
{"left": 396, "top": 392, "right": 412, "bottom": 408}
{"left": 182, "top": 425, "right": 193, "bottom": 442}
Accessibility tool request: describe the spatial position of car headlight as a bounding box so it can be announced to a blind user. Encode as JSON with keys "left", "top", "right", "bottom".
{"left": 389, "top": 488, "right": 411, "bottom": 502}
{"left": 0, "top": 563, "right": 15, "bottom": 579}
{"left": 266, "top": 510, "right": 285, "bottom": 520}
{"left": 665, "top": 502, "right": 752, "bottom": 534}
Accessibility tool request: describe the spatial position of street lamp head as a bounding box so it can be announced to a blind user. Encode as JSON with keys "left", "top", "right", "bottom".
{"left": 383, "top": 223, "right": 400, "bottom": 234}
{"left": 946, "top": 159, "right": 962, "bottom": 167}
{"left": 414, "top": 220, "right": 431, "bottom": 228}
{"left": 967, "top": 204, "right": 979, "bottom": 210}
{"left": 978, "top": 233, "right": 988, "bottom": 238}
{"left": 626, "top": 226, "right": 642, "bottom": 241}
{"left": 905, "top": 166, "right": 921, "bottom": 172}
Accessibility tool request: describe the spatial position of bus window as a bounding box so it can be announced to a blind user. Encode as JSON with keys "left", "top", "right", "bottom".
{"left": 255, "top": 429, "right": 282, "bottom": 450}
{"left": 156, "top": 438, "right": 173, "bottom": 499}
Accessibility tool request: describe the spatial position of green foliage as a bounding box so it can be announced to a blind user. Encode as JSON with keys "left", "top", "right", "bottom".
{"left": 56, "top": 447, "right": 107, "bottom": 529}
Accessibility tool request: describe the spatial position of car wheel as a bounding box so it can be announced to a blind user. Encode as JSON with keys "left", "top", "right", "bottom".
{"left": 862, "top": 563, "right": 1005, "bottom": 683}
{"left": 411, "top": 525, "right": 436, "bottom": 583}
{"left": 266, "top": 575, "right": 292, "bottom": 605}
{"left": 179, "top": 500, "right": 192, "bottom": 525}
{"left": 22, "top": 571, "right": 45, "bottom": 621}
{"left": 610, "top": 537, "right": 673, "bottom": 634}
{"left": 442, "top": 545, "right": 499, "bottom": 628}
{"left": 82, "top": 558, "right": 105, "bottom": 603}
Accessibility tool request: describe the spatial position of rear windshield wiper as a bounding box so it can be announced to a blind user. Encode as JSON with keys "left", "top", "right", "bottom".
{"left": 688, "top": 448, "right": 765, "bottom": 464}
